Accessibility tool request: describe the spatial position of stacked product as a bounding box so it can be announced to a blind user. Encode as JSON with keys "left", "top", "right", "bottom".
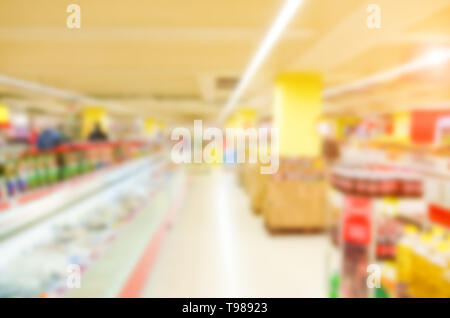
{"left": 395, "top": 225, "right": 450, "bottom": 298}
{"left": 0, "top": 141, "right": 152, "bottom": 203}
{"left": 328, "top": 153, "right": 427, "bottom": 298}
{"left": 331, "top": 164, "right": 422, "bottom": 198}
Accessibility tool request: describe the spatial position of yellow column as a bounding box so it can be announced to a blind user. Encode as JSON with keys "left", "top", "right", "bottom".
{"left": 0, "top": 103, "right": 11, "bottom": 128}
{"left": 274, "top": 73, "right": 322, "bottom": 157}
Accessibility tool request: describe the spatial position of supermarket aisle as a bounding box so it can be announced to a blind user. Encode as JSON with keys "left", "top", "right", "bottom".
{"left": 143, "top": 167, "right": 328, "bottom": 298}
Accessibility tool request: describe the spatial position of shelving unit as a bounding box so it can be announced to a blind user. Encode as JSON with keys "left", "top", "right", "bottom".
{"left": 0, "top": 152, "right": 187, "bottom": 297}
{"left": 326, "top": 143, "right": 450, "bottom": 298}
{"left": 0, "top": 154, "right": 162, "bottom": 238}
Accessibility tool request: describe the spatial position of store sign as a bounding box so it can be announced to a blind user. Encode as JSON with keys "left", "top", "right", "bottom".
{"left": 342, "top": 197, "right": 373, "bottom": 245}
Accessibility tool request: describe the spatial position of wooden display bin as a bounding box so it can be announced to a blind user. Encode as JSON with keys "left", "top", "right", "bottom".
{"left": 263, "top": 178, "right": 327, "bottom": 232}
{"left": 243, "top": 163, "right": 268, "bottom": 214}
{"left": 239, "top": 163, "right": 252, "bottom": 192}
{"left": 261, "top": 158, "right": 327, "bottom": 232}
{"left": 237, "top": 163, "right": 248, "bottom": 192}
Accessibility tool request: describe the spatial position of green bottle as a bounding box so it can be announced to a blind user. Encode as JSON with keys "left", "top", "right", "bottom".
{"left": 34, "top": 156, "right": 44, "bottom": 188}
{"left": 0, "top": 157, "right": 7, "bottom": 201}
{"left": 48, "top": 155, "right": 59, "bottom": 184}
{"left": 63, "top": 152, "right": 71, "bottom": 180}
{"left": 26, "top": 157, "right": 35, "bottom": 190}
{"left": 329, "top": 273, "right": 340, "bottom": 298}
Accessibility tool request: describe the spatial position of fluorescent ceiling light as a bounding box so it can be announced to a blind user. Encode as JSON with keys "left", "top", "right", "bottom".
{"left": 419, "top": 48, "right": 450, "bottom": 67}
{"left": 0, "top": 74, "right": 84, "bottom": 101}
{"left": 218, "top": 0, "right": 303, "bottom": 123}
{"left": 324, "top": 48, "right": 450, "bottom": 98}
{"left": 0, "top": 73, "right": 132, "bottom": 114}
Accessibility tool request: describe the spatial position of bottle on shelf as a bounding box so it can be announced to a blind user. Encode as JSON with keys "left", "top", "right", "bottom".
{"left": 0, "top": 157, "right": 6, "bottom": 202}
{"left": 47, "top": 155, "right": 59, "bottom": 185}
{"left": 32, "top": 155, "right": 44, "bottom": 189}
{"left": 26, "top": 157, "right": 38, "bottom": 190}
{"left": 16, "top": 158, "right": 28, "bottom": 193}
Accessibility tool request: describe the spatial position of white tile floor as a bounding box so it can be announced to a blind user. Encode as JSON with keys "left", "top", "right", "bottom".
{"left": 143, "top": 167, "right": 329, "bottom": 298}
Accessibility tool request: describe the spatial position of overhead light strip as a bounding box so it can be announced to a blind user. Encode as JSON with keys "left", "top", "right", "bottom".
{"left": 0, "top": 74, "right": 85, "bottom": 101}
{"left": 218, "top": 0, "right": 303, "bottom": 123}
{"left": 0, "top": 73, "right": 132, "bottom": 114}
{"left": 323, "top": 48, "right": 450, "bottom": 99}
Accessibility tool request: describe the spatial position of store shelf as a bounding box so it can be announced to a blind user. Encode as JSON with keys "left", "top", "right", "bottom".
{"left": 0, "top": 152, "right": 186, "bottom": 297}
{"left": 67, "top": 170, "right": 186, "bottom": 298}
{"left": 328, "top": 188, "right": 427, "bottom": 225}
{"left": 0, "top": 154, "right": 165, "bottom": 238}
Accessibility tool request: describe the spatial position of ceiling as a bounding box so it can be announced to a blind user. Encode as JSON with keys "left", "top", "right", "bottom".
{"left": 0, "top": 0, "right": 449, "bottom": 124}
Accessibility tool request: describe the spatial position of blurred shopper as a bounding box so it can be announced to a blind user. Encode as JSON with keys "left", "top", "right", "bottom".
{"left": 37, "top": 126, "right": 63, "bottom": 151}
{"left": 88, "top": 122, "right": 108, "bottom": 142}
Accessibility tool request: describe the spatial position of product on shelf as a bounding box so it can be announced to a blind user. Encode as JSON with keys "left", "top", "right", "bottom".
{"left": 331, "top": 164, "right": 423, "bottom": 198}
{"left": 327, "top": 144, "right": 433, "bottom": 298}
{"left": 376, "top": 216, "right": 403, "bottom": 260}
{"left": 0, "top": 140, "right": 157, "bottom": 204}
{"left": 327, "top": 126, "right": 450, "bottom": 298}
{"left": 396, "top": 225, "right": 419, "bottom": 295}
{"left": 339, "top": 196, "right": 374, "bottom": 298}
{"left": 399, "top": 226, "right": 450, "bottom": 298}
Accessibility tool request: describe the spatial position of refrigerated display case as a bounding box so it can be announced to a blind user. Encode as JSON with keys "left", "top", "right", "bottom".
{"left": 0, "top": 147, "right": 187, "bottom": 298}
